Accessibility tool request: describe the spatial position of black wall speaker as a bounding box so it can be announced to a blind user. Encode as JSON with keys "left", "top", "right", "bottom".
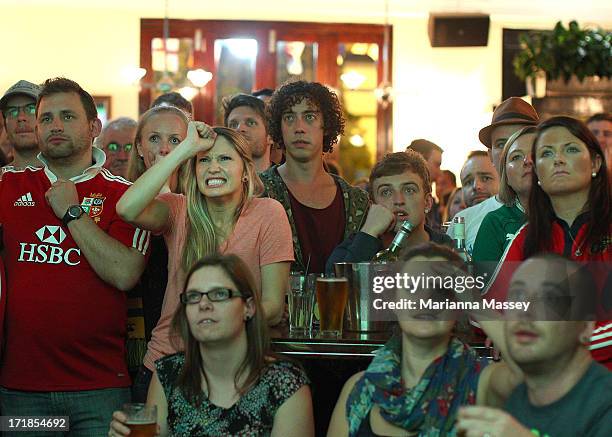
{"left": 428, "top": 14, "right": 490, "bottom": 47}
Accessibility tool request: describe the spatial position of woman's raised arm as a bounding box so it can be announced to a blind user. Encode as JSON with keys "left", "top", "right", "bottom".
{"left": 116, "top": 122, "right": 215, "bottom": 232}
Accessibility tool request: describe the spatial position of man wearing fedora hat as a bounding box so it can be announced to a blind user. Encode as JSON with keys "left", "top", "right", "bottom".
{"left": 0, "top": 80, "right": 42, "bottom": 170}
{"left": 480, "top": 97, "right": 540, "bottom": 170}
{"left": 447, "top": 97, "right": 539, "bottom": 254}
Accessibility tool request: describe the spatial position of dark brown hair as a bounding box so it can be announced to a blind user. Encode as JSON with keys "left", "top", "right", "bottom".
{"left": 586, "top": 112, "right": 612, "bottom": 124}
{"left": 268, "top": 80, "right": 344, "bottom": 153}
{"left": 442, "top": 169, "right": 456, "bottom": 186}
{"left": 222, "top": 94, "right": 268, "bottom": 133}
{"left": 170, "top": 254, "right": 269, "bottom": 405}
{"left": 252, "top": 88, "right": 274, "bottom": 99}
{"left": 36, "top": 77, "right": 97, "bottom": 121}
{"left": 466, "top": 150, "right": 488, "bottom": 161}
{"left": 151, "top": 92, "right": 193, "bottom": 115}
{"left": 524, "top": 116, "right": 610, "bottom": 257}
{"left": 368, "top": 150, "right": 432, "bottom": 199}
{"left": 406, "top": 139, "right": 443, "bottom": 160}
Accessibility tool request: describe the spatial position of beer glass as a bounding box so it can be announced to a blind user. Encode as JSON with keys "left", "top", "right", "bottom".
{"left": 316, "top": 276, "right": 349, "bottom": 336}
{"left": 122, "top": 403, "right": 157, "bottom": 437}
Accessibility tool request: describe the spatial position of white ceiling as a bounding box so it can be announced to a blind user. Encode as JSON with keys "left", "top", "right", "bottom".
{"left": 5, "top": 0, "right": 612, "bottom": 24}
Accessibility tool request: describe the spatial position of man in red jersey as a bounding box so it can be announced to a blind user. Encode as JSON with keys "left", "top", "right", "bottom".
{"left": 0, "top": 260, "right": 5, "bottom": 360}
{"left": 0, "top": 77, "right": 149, "bottom": 434}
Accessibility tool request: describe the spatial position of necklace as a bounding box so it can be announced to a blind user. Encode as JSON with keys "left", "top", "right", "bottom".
{"left": 568, "top": 232, "right": 585, "bottom": 257}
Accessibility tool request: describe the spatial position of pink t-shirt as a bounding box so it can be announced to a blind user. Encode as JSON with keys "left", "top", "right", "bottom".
{"left": 143, "top": 194, "right": 294, "bottom": 371}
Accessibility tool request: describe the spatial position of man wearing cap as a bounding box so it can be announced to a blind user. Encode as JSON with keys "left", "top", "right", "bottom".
{"left": 447, "top": 97, "right": 538, "bottom": 254}
{"left": 0, "top": 80, "right": 42, "bottom": 170}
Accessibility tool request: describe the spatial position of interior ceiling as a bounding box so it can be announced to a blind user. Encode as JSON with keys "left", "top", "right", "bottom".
{"left": 7, "top": 0, "right": 612, "bottom": 23}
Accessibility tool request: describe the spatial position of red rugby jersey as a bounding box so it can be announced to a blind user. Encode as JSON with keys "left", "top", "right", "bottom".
{"left": 486, "top": 216, "right": 611, "bottom": 369}
{"left": 0, "top": 154, "right": 150, "bottom": 391}
{"left": 0, "top": 260, "right": 5, "bottom": 361}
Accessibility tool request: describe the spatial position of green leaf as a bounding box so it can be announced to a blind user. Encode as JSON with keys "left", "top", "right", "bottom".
{"left": 513, "top": 20, "right": 611, "bottom": 82}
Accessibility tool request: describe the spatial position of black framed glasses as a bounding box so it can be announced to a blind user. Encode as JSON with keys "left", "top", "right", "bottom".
{"left": 106, "top": 142, "right": 133, "bottom": 153}
{"left": 180, "top": 287, "right": 243, "bottom": 304}
{"left": 3, "top": 103, "right": 36, "bottom": 119}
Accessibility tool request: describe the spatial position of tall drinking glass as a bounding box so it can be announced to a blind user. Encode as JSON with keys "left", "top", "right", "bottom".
{"left": 288, "top": 273, "right": 317, "bottom": 334}
{"left": 122, "top": 403, "right": 157, "bottom": 437}
{"left": 316, "top": 276, "right": 349, "bottom": 337}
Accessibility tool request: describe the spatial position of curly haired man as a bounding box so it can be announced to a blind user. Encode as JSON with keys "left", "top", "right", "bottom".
{"left": 260, "top": 81, "right": 368, "bottom": 273}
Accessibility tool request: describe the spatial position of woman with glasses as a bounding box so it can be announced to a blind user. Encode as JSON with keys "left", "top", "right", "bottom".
{"left": 117, "top": 120, "right": 293, "bottom": 399}
{"left": 109, "top": 254, "right": 314, "bottom": 437}
{"left": 488, "top": 116, "right": 611, "bottom": 369}
{"left": 472, "top": 126, "right": 536, "bottom": 269}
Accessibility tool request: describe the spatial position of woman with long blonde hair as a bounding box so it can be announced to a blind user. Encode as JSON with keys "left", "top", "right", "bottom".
{"left": 117, "top": 120, "right": 293, "bottom": 396}
{"left": 122, "top": 105, "right": 190, "bottom": 399}
{"left": 472, "top": 126, "right": 536, "bottom": 266}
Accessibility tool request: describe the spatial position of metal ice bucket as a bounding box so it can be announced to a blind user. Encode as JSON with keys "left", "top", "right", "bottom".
{"left": 334, "top": 262, "right": 392, "bottom": 332}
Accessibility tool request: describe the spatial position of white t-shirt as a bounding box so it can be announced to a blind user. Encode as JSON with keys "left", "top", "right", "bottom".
{"left": 446, "top": 196, "right": 503, "bottom": 255}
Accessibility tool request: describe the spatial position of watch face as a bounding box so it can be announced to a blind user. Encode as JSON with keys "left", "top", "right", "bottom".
{"left": 69, "top": 205, "right": 83, "bottom": 218}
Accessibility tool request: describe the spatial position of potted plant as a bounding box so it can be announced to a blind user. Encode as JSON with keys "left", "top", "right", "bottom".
{"left": 513, "top": 21, "right": 611, "bottom": 96}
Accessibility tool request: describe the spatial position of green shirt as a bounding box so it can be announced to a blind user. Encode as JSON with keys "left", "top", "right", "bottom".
{"left": 504, "top": 362, "right": 612, "bottom": 437}
{"left": 472, "top": 203, "right": 526, "bottom": 274}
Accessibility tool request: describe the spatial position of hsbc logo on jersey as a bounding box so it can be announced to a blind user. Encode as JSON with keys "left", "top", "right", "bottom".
{"left": 35, "top": 225, "right": 66, "bottom": 244}
{"left": 18, "top": 225, "right": 81, "bottom": 266}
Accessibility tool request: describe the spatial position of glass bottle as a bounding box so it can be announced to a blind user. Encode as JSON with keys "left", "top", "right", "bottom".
{"left": 373, "top": 220, "right": 415, "bottom": 262}
{"left": 452, "top": 216, "right": 473, "bottom": 272}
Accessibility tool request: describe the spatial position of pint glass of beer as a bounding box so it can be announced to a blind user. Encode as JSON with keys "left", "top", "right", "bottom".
{"left": 122, "top": 403, "right": 157, "bottom": 437}
{"left": 316, "top": 276, "right": 349, "bottom": 336}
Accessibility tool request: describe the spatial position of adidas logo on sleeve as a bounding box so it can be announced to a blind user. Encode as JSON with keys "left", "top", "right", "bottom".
{"left": 14, "top": 192, "right": 36, "bottom": 207}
